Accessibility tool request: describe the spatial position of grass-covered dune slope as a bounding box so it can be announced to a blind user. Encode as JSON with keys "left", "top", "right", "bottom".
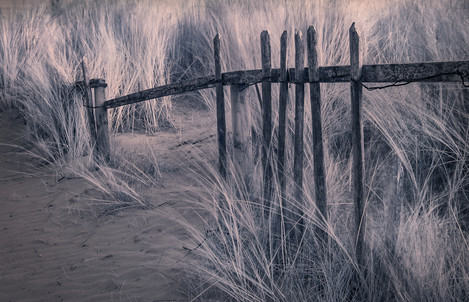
{"left": 1, "top": 0, "right": 468, "bottom": 300}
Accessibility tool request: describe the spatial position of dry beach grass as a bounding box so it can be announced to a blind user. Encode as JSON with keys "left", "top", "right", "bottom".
{"left": 1, "top": 0, "right": 469, "bottom": 301}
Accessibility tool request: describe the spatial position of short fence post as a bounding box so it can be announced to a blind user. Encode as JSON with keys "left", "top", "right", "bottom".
{"left": 261, "top": 30, "right": 273, "bottom": 216}
{"left": 350, "top": 23, "right": 366, "bottom": 270}
{"left": 214, "top": 33, "right": 227, "bottom": 180}
{"left": 230, "top": 85, "right": 252, "bottom": 183}
{"left": 307, "top": 26, "right": 328, "bottom": 245}
{"left": 293, "top": 29, "right": 305, "bottom": 237}
{"left": 90, "top": 78, "right": 110, "bottom": 162}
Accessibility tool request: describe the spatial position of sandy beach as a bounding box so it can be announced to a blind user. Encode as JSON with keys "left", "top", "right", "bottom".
{"left": 0, "top": 102, "right": 216, "bottom": 301}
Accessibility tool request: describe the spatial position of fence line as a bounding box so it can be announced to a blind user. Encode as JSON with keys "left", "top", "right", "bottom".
{"left": 79, "top": 23, "right": 469, "bottom": 276}
{"left": 102, "top": 61, "right": 469, "bottom": 109}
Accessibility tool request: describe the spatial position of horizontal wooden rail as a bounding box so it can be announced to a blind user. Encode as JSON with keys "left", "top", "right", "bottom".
{"left": 104, "top": 60, "right": 469, "bottom": 109}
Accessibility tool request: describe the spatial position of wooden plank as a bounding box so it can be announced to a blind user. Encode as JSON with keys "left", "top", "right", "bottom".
{"left": 90, "top": 78, "right": 110, "bottom": 162}
{"left": 104, "top": 75, "right": 217, "bottom": 109}
{"left": 261, "top": 30, "right": 273, "bottom": 210}
{"left": 214, "top": 33, "right": 227, "bottom": 180}
{"left": 278, "top": 31, "right": 288, "bottom": 206}
{"left": 230, "top": 85, "right": 252, "bottom": 182}
{"left": 81, "top": 59, "right": 97, "bottom": 149}
{"left": 361, "top": 61, "right": 469, "bottom": 83}
{"left": 350, "top": 23, "right": 366, "bottom": 268}
{"left": 307, "top": 26, "right": 328, "bottom": 245}
{"left": 273, "top": 30, "right": 289, "bottom": 274}
{"left": 293, "top": 29, "right": 305, "bottom": 234}
{"left": 104, "top": 61, "right": 469, "bottom": 109}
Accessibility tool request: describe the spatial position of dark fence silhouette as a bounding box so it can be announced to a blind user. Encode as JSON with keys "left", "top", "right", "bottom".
{"left": 78, "top": 23, "right": 469, "bottom": 269}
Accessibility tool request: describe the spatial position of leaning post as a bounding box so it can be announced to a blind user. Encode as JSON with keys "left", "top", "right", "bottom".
{"left": 350, "top": 23, "right": 366, "bottom": 270}
{"left": 90, "top": 78, "right": 110, "bottom": 162}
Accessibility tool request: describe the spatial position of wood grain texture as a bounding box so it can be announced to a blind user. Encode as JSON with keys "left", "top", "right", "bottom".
{"left": 104, "top": 61, "right": 469, "bottom": 109}
{"left": 214, "top": 33, "right": 227, "bottom": 180}
{"left": 307, "top": 26, "right": 328, "bottom": 245}
{"left": 350, "top": 23, "right": 366, "bottom": 268}
{"left": 90, "top": 79, "right": 110, "bottom": 162}
{"left": 261, "top": 30, "right": 273, "bottom": 209}
{"left": 278, "top": 31, "right": 288, "bottom": 205}
{"left": 293, "top": 29, "right": 305, "bottom": 236}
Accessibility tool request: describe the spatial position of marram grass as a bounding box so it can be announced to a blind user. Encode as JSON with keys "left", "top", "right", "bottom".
{"left": 1, "top": 0, "right": 468, "bottom": 300}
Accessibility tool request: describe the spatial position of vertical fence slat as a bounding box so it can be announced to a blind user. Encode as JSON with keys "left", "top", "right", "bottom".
{"left": 231, "top": 85, "right": 252, "bottom": 182}
{"left": 261, "top": 30, "right": 273, "bottom": 212}
{"left": 294, "top": 29, "right": 305, "bottom": 235}
{"left": 278, "top": 31, "right": 289, "bottom": 204}
{"left": 307, "top": 26, "right": 328, "bottom": 244}
{"left": 81, "top": 59, "right": 97, "bottom": 150}
{"left": 90, "top": 78, "right": 110, "bottom": 162}
{"left": 350, "top": 23, "right": 365, "bottom": 268}
{"left": 273, "top": 30, "right": 289, "bottom": 273}
{"left": 214, "top": 33, "right": 227, "bottom": 180}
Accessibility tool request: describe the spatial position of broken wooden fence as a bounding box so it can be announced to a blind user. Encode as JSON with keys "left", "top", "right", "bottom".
{"left": 80, "top": 23, "right": 469, "bottom": 268}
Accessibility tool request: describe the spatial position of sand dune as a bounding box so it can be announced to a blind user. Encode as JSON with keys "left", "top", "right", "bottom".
{"left": 0, "top": 103, "right": 215, "bottom": 301}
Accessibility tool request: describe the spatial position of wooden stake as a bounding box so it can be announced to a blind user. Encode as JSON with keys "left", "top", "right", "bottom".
{"left": 350, "top": 23, "right": 366, "bottom": 268}
{"left": 294, "top": 29, "right": 305, "bottom": 236}
{"left": 214, "top": 33, "right": 227, "bottom": 180}
{"left": 261, "top": 30, "right": 273, "bottom": 212}
{"left": 307, "top": 26, "right": 328, "bottom": 245}
{"left": 278, "top": 30, "right": 289, "bottom": 207}
{"left": 274, "top": 30, "right": 289, "bottom": 273}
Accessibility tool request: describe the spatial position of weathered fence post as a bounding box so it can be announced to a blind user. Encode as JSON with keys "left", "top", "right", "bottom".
{"left": 278, "top": 30, "right": 289, "bottom": 207}
{"left": 214, "top": 33, "right": 227, "bottom": 180}
{"left": 230, "top": 85, "right": 252, "bottom": 182}
{"left": 272, "top": 30, "right": 289, "bottom": 274}
{"left": 350, "top": 23, "right": 366, "bottom": 269}
{"left": 307, "top": 26, "right": 328, "bottom": 245}
{"left": 261, "top": 30, "right": 273, "bottom": 215}
{"left": 81, "top": 59, "right": 97, "bottom": 151}
{"left": 294, "top": 29, "right": 305, "bottom": 237}
{"left": 90, "top": 78, "right": 110, "bottom": 162}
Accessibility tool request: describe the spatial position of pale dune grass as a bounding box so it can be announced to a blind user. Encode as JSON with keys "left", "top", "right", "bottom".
{"left": 0, "top": 0, "right": 468, "bottom": 300}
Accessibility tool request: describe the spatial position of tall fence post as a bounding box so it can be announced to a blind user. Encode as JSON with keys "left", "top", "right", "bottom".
{"left": 278, "top": 30, "right": 289, "bottom": 209}
{"left": 275, "top": 30, "right": 289, "bottom": 269}
{"left": 293, "top": 29, "right": 305, "bottom": 238}
{"left": 350, "top": 23, "right": 366, "bottom": 270}
{"left": 230, "top": 85, "right": 252, "bottom": 183}
{"left": 214, "top": 33, "right": 227, "bottom": 180}
{"left": 90, "top": 78, "right": 110, "bottom": 162}
{"left": 307, "top": 26, "right": 328, "bottom": 245}
{"left": 261, "top": 30, "right": 273, "bottom": 216}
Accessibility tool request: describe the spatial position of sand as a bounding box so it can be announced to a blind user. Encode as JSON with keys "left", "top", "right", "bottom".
{"left": 0, "top": 101, "right": 217, "bottom": 301}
